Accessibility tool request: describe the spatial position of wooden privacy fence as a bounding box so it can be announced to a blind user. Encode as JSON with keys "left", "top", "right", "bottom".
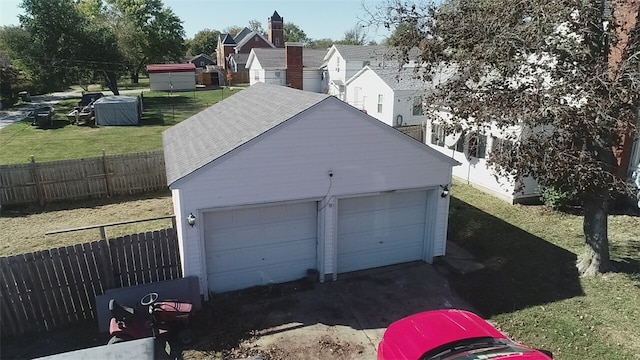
{"left": 0, "top": 150, "right": 167, "bottom": 206}
{"left": 0, "top": 228, "right": 181, "bottom": 337}
{"left": 397, "top": 124, "right": 426, "bottom": 143}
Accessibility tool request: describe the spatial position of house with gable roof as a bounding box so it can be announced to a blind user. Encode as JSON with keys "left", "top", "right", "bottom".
{"left": 216, "top": 11, "right": 283, "bottom": 70}
{"left": 321, "top": 45, "right": 394, "bottom": 100}
{"left": 345, "top": 64, "right": 430, "bottom": 127}
{"left": 246, "top": 44, "right": 327, "bottom": 92}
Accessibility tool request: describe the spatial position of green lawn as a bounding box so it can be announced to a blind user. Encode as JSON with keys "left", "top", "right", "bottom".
{"left": 449, "top": 181, "right": 640, "bottom": 359}
{"left": 0, "top": 88, "right": 241, "bottom": 164}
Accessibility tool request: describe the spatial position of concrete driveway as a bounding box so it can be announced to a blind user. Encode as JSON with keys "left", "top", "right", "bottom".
{"left": 195, "top": 261, "right": 474, "bottom": 359}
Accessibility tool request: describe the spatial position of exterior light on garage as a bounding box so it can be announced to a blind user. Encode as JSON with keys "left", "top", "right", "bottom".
{"left": 187, "top": 213, "right": 196, "bottom": 227}
{"left": 440, "top": 185, "right": 450, "bottom": 198}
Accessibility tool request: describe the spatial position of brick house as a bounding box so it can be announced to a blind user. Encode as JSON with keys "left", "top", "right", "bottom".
{"left": 216, "top": 11, "right": 283, "bottom": 70}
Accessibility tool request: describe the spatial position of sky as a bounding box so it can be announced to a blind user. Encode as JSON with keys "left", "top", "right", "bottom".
{"left": 0, "top": 0, "right": 392, "bottom": 43}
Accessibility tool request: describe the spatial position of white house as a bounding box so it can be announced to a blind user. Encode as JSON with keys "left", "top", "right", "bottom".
{"left": 346, "top": 65, "right": 428, "bottom": 127}
{"left": 162, "top": 83, "right": 460, "bottom": 296}
{"left": 246, "top": 44, "right": 326, "bottom": 92}
{"left": 427, "top": 120, "right": 541, "bottom": 203}
{"left": 146, "top": 63, "right": 196, "bottom": 91}
{"left": 321, "top": 45, "right": 392, "bottom": 100}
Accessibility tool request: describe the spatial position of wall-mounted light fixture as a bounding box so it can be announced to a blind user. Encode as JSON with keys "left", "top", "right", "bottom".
{"left": 187, "top": 213, "right": 196, "bottom": 227}
{"left": 440, "top": 185, "right": 450, "bottom": 198}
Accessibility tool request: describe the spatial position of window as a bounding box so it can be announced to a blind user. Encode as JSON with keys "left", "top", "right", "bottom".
{"left": 491, "top": 136, "right": 515, "bottom": 155}
{"left": 377, "top": 94, "right": 384, "bottom": 113}
{"left": 254, "top": 70, "right": 259, "bottom": 81}
{"left": 412, "top": 97, "right": 423, "bottom": 116}
{"left": 431, "top": 123, "right": 446, "bottom": 147}
{"left": 275, "top": 71, "right": 281, "bottom": 78}
{"left": 454, "top": 131, "right": 466, "bottom": 152}
{"left": 465, "top": 132, "right": 488, "bottom": 159}
{"left": 200, "top": 61, "right": 205, "bottom": 67}
{"left": 354, "top": 87, "right": 362, "bottom": 105}
{"left": 275, "top": 38, "right": 280, "bottom": 46}
{"left": 336, "top": 57, "right": 341, "bottom": 72}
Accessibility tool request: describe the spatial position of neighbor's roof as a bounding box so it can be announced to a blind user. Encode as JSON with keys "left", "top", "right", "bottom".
{"left": 189, "top": 53, "right": 215, "bottom": 63}
{"left": 235, "top": 30, "right": 275, "bottom": 50}
{"left": 233, "top": 27, "right": 253, "bottom": 43}
{"left": 322, "top": 45, "right": 422, "bottom": 69}
{"left": 324, "top": 45, "right": 391, "bottom": 62}
{"left": 347, "top": 64, "right": 427, "bottom": 91}
{"left": 248, "top": 48, "right": 328, "bottom": 69}
{"left": 147, "top": 63, "right": 195, "bottom": 73}
{"left": 163, "top": 83, "right": 330, "bottom": 185}
{"left": 228, "top": 53, "right": 249, "bottom": 65}
{"left": 220, "top": 33, "right": 236, "bottom": 45}
{"left": 347, "top": 62, "right": 458, "bottom": 91}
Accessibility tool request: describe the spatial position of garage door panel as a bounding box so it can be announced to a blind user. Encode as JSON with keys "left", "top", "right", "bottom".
{"left": 338, "top": 209, "right": 427, "bottom": 236}
{"left": 205, "top": 201, "right": 317, "bottom": 293}
{"left": 338, "top": 223, "right": 426, "bottom": 253}
{"left": 209, "top": 260, "right": 314, "bottom": 293}
{"left": 337, "top": 191, "right": 429, "bottom": 274}
{"left": 210, "top": 238, "right": 317, "bottom": 272}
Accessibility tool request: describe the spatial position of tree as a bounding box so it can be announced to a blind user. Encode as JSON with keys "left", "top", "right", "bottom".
{"left": 383, "top": 22, "right": 417, "bottom": 46}
{"left": 186, "top": 28, "right": 219, "bottom": 57}
{"left": 337, "top": 25, "right": 368, "bottom": 45}
{"left": 284, "top": 23, "right": 310, "bottom": 45}
{"left": 0, "top": 52, "right": 21, "bottom": 106}
{"left": 248, "top": 19, "right": 266, "bottom": 35}
{"left": 375, "top": 0, "right": 639, "bottom": 276}
{"left": 106, "top": 0, "right": 185, "bottom": 83}
{"left": 14, "top": 0, "right": 123, "bottom": 93}
{"left": 307, "top": 38, "right": 335, "bottom": 50}
{"left": 223, "top": 26, "right": 243, "bottom": 37}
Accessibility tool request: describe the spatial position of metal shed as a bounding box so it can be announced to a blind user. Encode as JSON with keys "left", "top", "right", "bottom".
{"left": 94, "top": 96, "right": 140, "bottom": 126}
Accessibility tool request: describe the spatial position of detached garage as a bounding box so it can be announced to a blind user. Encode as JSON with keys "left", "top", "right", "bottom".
{"left": 147, "top": 63, "right": 196, "bottom": 91}
{"left": 163, "top": 83, "right": 459, "bottom": 297}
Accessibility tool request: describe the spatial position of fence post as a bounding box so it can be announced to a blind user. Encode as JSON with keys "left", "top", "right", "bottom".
{"left": 99, "top": 226, "right": 107, "bottom": 242}
{"left": 29, "top": 155, "right": 45, "bottom": 206}
{"left": 102, "top": 149, "right": 112, "bottom": 197}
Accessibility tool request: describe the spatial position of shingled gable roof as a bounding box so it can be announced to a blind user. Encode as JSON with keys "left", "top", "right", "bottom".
{"left": 323, "top": 45, "right": 392, "bottom": 62}
{"left": 233, "top": 28, "right": 253, "bottom": 43}
{"left": 247, "top": 48, "right": 328, "bottom": 69}
{"left": 234, "top": 30, "right": 276, "bottom": 50}
{"left": 346, "top": 64, "right": 428, "bottom": 91}
{"left": 220, "top": 33, "right": 236, "bottom": 45}
{"left": 163, "top": 83, "right": 329, "bottom": 185}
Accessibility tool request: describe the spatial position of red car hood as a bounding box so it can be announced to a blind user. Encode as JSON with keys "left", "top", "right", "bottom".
{"left": 378, "top": 309, "right": 510, "bottom": 360}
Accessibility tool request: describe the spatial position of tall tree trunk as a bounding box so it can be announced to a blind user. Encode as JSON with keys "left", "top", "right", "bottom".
{"left": 102, "top": 71, "right": 120, "bottom": 95}
{"left": 577, "top": 196, "right": 611, "bottom": 276}
{"left": 130, "top": 71, "right": 139, "bottom": 84}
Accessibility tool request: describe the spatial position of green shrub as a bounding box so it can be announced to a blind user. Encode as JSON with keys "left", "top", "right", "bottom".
{"left": 540, "top": 186, "right": 577, "bottom": 210}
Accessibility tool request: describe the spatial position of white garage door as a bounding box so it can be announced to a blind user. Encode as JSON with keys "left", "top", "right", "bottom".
{"left": 337, "top": 190, "right": 428, "bottom": 273}
{"left": 204, "top": 201, "right": 317, "bottom": 293}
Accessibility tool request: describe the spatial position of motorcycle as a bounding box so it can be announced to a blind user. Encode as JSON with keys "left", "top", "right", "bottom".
{"left": 108, "top": 292, "right": 194, "bottom": 345}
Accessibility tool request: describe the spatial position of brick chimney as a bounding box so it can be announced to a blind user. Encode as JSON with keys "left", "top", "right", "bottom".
{"left": 286, "top": 42, "right": 303, "bottom": 90}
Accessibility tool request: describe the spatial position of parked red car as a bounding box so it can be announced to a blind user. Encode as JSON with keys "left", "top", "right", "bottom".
{"left": 377, "top": 309, "right": 553, "bottom": 360}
